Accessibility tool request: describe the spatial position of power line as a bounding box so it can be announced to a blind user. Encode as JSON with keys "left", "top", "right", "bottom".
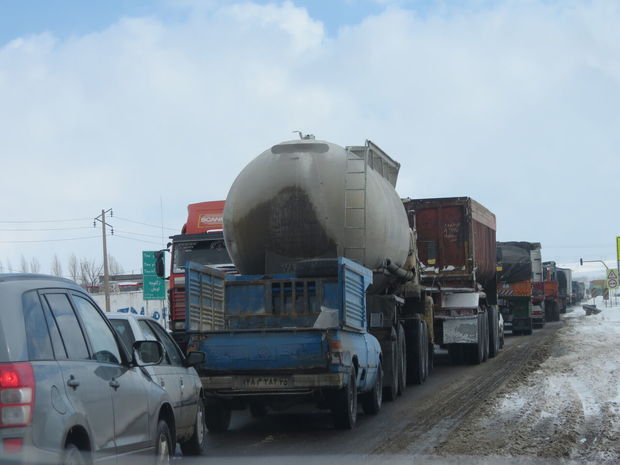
{"left": 0, "top": 227, "right": 93, "bottom": 232}
{"left": 113, "top": 234, "right": 163, "bottom": 246}
{"left": 0, "top": 218, "right": 91, "bottom": 224}
{"left": 115, "top": 229, "right": 164, "bottom": 239}
{"left": 114, "top": 216, "right": 176, "bottom": 231}
{"left": 0, "top": 235, "right": 100, "bottom": 243}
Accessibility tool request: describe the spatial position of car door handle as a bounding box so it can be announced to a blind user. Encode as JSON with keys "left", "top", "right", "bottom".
{"left": 109, "top": 379, "right": 120, "bottom": 390}
{"left": 67, "top": 375, "right": 80, "bottom": 390}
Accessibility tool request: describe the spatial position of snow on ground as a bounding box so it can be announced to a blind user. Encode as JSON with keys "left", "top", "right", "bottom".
{"left": 436, "top": 297, "right": 620, "bottom": 463}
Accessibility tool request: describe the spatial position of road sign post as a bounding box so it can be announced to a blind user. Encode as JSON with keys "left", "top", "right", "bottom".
{"left": 143, "top": 251, "right": 166, "bottom": 300}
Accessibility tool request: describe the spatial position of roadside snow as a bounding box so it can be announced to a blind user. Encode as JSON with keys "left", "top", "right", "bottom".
{"left": 437, "top": 297, "right": 620, "bottom": 463}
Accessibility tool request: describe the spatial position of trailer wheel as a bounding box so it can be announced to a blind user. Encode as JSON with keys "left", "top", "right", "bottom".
{"left": 482, "top": 312, "right": 489, "bottom": 362}
{"left": 488, "top": 307, "right": 500, "bottom": 358}
{"left": 382, "top": 336, "right": 398, "bottom": 402}
{"left": 397, "top": 324, "right": 407, "bottom": 396}
{"left": 427, "top": 342, "right": 434, "bottom": 373}
{"left": 407, "top": 320, "right": 425, "bottom": 384}
{"left": 523, "top": 318, "right": 533, "bottom": 335}
{"left": 361, "top": 361, "right": 383, "bottom": 415}
{"left": 205, "top": 398, "right": 231, "bottom": 433}
{"left": 333, "top": 369, "right": 358, "bottom": 429}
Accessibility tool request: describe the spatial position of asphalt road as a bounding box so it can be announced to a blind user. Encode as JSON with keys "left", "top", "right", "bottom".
{"left": 186, "top": 321, "right": 563, "bottom": 463}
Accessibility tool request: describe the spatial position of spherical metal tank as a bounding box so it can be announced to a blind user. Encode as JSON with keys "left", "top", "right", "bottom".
{"left": 223, "top": 139, "right": 411, "bottom": 275}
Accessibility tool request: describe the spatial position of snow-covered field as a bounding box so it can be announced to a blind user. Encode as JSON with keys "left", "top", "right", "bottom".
{"left": 437, "top": 298, "right": 620, "bottom": 463}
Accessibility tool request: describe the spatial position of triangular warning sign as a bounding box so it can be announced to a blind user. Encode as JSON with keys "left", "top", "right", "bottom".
{"left": 609, "top": 270, "right": 618, "bottom": 279}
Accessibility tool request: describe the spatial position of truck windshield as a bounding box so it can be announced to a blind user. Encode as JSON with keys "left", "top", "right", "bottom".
{"left": 172, "top": 239, "right": 232, "bottom": 273}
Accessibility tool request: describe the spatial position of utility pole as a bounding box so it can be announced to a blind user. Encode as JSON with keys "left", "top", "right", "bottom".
{"left": 95, "top": 209, "right": 113, "bottom": 312}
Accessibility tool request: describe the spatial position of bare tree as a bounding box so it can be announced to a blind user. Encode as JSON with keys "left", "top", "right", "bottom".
{"left": 108, "top": 254, "right": 124, "bottom": 275}
{"left": 68, "top": 254, "right": 79, "bottom": 282}
{"left": 80, "top": 258, "right": 102, "bottom": 289}
{"left": 0, "top": 260, "right": 3, "bottom": 273}
{"left": 30, "top": 257, "right": 41, "bottom": 273}
{"left": 51, "top": 255, "right": 63, "bottom": 277}
{"left": 6, "top": 259, "right": 12, "bottom": 273}
{"left": 20, "top": 255, "right": 29, "bottom": 273}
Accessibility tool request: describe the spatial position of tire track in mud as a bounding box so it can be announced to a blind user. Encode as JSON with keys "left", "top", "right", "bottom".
{"left": 372, "top": 326, "right": 559, "bottom": 456}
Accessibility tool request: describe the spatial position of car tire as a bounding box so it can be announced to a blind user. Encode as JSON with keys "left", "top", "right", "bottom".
{"left": 362, "top": 361, "right": 383, "bottom": 415}
{"left": 180, "top": 398, "right": 208, "bottom": 456}
{"left": 63, "top": 443, "right": 87, "bottom": 465}
{"left": 155, "top": 419, "right": 173, "bottom": 465}
{"left": 332, "top": 369, "right": 357, "bottom": 429}
{"left": 205, "top": 398, "right": 231, "bottom": 433}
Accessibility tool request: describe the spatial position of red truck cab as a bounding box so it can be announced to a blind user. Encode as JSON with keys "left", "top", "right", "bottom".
{"left": 168, "top": 201, "right": 234, "bottom": 338}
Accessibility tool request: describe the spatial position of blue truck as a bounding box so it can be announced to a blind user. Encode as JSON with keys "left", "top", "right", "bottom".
{"left": 185, "top": 258, "right": 383, "bottom": 430}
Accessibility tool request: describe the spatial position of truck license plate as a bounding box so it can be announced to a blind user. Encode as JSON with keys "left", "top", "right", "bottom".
{"left": 235, "top": 376, "right": 292, "bottom": 390}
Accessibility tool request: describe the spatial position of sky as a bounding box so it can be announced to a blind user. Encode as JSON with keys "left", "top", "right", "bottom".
{"left": 0, "top": 0, "right": 619, "bottom": 280}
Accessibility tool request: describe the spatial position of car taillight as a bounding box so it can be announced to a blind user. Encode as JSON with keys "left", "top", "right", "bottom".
{"left": 0, "top": 363, "right": 34, "bottom": 428}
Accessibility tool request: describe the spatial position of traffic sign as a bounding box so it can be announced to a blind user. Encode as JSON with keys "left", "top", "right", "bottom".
{"left": 607, "top": 268, "right": 618, "bottom": 290}
{"left": 609, "top": 279, "right": 618, "bottom": 289}
{"left": 143, "top": 251, "right": 166, "bottom": 300}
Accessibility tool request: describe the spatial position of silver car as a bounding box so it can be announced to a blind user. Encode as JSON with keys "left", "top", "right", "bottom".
{"left": 107, "top": 314, "right": 207, "bottom": 456}
{"left": 0, "top": 273, "right": 175, "bottom": 465}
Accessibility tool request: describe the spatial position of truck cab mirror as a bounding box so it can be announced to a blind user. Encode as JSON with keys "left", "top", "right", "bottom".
{"left": 155, "top": 250, "right": 165, "bottom": 278}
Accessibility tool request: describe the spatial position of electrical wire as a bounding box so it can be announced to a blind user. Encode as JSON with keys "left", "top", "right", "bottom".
{"left": 114, "top": 216, "right": 176, "bottom": 231}
{"left": 0, "top": 218, "right": 91, "bottom": 224}
{"left": 0, "top": 235, "right": 100, "bottom": 243}
{"left": 114, "top": 229, "right": 165, "bottom": 239}
{"left": 0, "top": 227, "right": 93, "bottom": 232}
{"left": 113, "top": 234, "right": 163, "bottom": 246}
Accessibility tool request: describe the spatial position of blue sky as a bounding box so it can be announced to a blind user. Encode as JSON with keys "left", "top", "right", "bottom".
{"left": 0, "top": 0, "right": 377, "bottom": 43}
{"left": 0, "top": 0, "right": 477, "bottom": 45}
{"left": 1, "top": 0, "right": 618, "bottom": 276}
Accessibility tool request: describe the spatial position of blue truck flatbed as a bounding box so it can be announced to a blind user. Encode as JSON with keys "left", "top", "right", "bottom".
{"left": 185, "top": 257, "right": 383, "bottom": 430}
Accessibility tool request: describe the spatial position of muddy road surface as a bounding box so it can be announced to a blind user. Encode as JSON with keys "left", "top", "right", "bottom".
{"left": 190, "top": 321, "right": 566, "bottom": 464}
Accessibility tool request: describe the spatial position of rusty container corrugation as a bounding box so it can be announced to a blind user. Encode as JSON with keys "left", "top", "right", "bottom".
{"left": 224, "top": 139, "right": 411, "bottom": 275}
{"left": 403, "top": 197, "right": 497, "bottom": 303}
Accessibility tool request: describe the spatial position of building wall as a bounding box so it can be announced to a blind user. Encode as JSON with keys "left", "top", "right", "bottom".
{"left": 91, "top": 291, "right": 169, "bottom": 326}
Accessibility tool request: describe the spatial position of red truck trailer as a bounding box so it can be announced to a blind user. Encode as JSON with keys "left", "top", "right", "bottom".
{"left": 404, "top": 197, "right": 501, "bottom": 364}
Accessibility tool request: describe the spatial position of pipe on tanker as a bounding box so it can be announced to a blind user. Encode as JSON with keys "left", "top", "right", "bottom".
{"left": 385, "top": 258, "right": 415, "bottom": 282}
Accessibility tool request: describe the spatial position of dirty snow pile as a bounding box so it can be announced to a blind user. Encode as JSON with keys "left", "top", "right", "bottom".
{"left": 440, "top": 297, "right": 620, "bottom": 463}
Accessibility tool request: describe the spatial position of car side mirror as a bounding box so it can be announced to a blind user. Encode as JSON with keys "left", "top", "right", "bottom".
{"left": 186, "top": 351, "right": 205, "bottom": 367}
{"left": 132, "top": 340, "right": 164, "bottom": 366}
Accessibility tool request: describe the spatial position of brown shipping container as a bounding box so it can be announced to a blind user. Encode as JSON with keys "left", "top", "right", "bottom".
{"left": 403, "top": 197, "right": 497, "bottom": 304}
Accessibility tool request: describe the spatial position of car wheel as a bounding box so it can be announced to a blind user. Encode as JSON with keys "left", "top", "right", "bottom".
{"left": 155, "top": 419, "right": 172, "bottom": 465}
{"left": 63, "top": 443, "right": 87, "bottom": 465}
{"left": 332, "top": 369, "right": 357, "bottom": 429}
{"left": 361, "top": 361, "right": 383, "bottom": 415}
{"left": 180, "top": 398, "right": 208, "bottom": 456}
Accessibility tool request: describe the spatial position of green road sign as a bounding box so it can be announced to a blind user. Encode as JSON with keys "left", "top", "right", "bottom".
{"left": 143, "top": 251, "right": 166, "bottom": 300}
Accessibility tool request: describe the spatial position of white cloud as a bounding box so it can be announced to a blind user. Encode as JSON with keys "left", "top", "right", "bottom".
{"left": 1, "top": 0, "right": 619, "bottom": 274}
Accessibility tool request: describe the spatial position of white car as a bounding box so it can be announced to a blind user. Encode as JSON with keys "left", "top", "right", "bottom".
{"left": 107, "top": 314, "right": 207, "bottom": 456}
